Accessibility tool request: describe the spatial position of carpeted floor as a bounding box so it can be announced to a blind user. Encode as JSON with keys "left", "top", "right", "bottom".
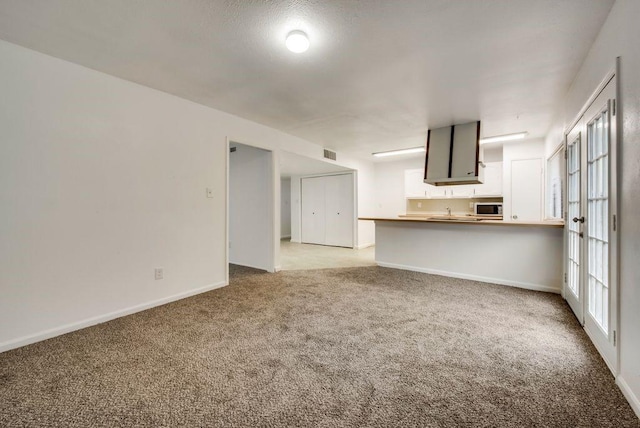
{"left": 1, "top": 265, "right": 638, "bottom": 427}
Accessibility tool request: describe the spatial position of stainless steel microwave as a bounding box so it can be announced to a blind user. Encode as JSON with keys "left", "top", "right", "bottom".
{"left": 474, "top": 202, "right": 503, "bottom": 217}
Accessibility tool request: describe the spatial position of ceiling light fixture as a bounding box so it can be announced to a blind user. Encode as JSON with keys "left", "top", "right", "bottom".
{"left": 480, "top": 132, "right": 528, "bottom": 145}
{"left": 372, "top": 147, "right": 426, "bottom": 158}
{"left": 286, "top": 30, "right": 310, "bottom": 53}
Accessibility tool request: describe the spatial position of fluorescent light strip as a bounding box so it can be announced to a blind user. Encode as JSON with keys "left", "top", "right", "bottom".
{"left": 480, "top": 132, "right": 528, "bottom": 145}
{"left": 372, "top": 147, "right": 425, "bottom": 158}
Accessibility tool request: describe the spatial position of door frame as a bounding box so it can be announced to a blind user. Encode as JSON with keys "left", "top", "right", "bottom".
{"left": 226, "top": 137, "right": 279, "bottom": 275}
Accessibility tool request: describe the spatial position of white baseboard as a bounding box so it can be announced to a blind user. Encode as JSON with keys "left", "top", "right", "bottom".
{"left": 289, "top": 239, "right": 301, "bottom": 243}
{"left": 617, "top": 376, "right": 640, "bottom": 419}
{"left": 583, "top": 324, "right": 617, "bottom": 375}
{"left": 0, "top": 281, "right": 228, "bottom": 354}
{"left": 376, "top": 262, "right": 561, "bottom": 294}
{"left": 356, "top": 243, "right": 375, "bottom": 249}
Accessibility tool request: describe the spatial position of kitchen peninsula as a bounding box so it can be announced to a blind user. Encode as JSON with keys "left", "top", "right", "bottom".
{"left": 360, "top": 216, "right": 564, "bottom": 293}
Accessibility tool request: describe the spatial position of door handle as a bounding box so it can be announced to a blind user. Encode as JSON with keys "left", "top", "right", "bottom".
{"left": 572, "top": 216, "right": 585, "bottom": 223}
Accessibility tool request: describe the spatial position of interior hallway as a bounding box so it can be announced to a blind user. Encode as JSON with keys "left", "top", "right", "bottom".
{"left": 280, "top": 239, "right": 375, "bottom": 270}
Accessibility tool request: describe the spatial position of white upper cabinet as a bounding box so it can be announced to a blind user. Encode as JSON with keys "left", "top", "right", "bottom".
{"left": 404, "top": 169, "right": 430, "bottom": 198}
{"left": 474, "top": 162, "right": 503, "bottom": 197}
{"left": 405, "top": 161, "right": 503, "bottom": 199}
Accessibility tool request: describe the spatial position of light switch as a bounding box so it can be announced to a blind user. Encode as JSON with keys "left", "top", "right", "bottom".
{"left": 206, "top": 188, "right": 213, "bottom": 198}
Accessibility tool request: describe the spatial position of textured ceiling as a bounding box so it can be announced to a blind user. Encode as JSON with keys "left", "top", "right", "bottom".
{"left": 279, "top": 151, "right": 350, "bottom": 178}
{"left": 0, "top": 0, "right": 615, "bottom": 160}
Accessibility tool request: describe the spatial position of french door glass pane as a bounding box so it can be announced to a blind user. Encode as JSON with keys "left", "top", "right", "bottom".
{"left": 587, "top": 109, "right": 609, "bottom": 332}
{"left": 567, "top": 139, "right": 580, "bottom": 297}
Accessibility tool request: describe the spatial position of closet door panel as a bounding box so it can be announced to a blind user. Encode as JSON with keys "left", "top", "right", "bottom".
{"left": 301, "top": 177, "right": 326, "bottom": 245}
{"left": 324, "top": 174, "right": 354, "bottom": 247}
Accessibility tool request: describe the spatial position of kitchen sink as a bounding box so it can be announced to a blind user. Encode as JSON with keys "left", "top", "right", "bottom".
{"left": 426, "top": 216, "right": 483, "bottom": 221}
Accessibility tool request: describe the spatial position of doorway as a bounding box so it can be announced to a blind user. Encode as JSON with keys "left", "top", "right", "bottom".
{"left": 228, "top": 142, "right": 276, "bottom": 272}
{"left": 279, "top": 151, "right": 373, "bottom": 270}
{"left": 563, "top": 74, "right": 618, "bottom": 373}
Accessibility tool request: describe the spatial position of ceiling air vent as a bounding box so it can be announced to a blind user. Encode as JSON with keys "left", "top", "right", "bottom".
{"left": 323, "top": 149, "right": 337, "bottom": 161}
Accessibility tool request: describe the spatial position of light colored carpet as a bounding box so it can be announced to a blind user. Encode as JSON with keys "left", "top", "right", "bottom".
{"left": 1, "top": 265, "right": 638, "bottom": 427}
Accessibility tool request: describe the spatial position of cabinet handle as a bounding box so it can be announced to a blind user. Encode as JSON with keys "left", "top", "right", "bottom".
{"left": 512, "top": 215, "right": 518, "bottom": 220}
{"left": 572, "top": 216, "right": 585, "bottom": 223}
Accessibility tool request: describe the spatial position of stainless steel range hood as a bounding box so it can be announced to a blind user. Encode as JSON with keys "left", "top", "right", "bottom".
{"left": 424, "top": 121, "right": 484, "bottom": 186}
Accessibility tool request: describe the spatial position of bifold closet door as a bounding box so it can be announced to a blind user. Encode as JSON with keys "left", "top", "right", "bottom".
{"left": 324, "top": 174, "right": 354, "bottom": 247}
{"left": 301, "top": 174, "right": 354, "bottom": 248}
{"left": 301, "top": 176, "right": 326, "bottom": 245}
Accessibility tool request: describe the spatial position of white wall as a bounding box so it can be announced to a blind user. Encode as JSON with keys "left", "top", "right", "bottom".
{"left": 354, "top": 164, "right": 376, "bottom": 248}
{"left": 373, "top": 157, "right": 425, "bottom": 218}
{"left": 544, "top": 0, "right": 640, "bottom": 416}
{"left": 290, "top": 176, "right": 302, "bottom": 243}
{"left": 0, "top": 39, "right": 375, "bottom": 351}
{"left": 280, "top": 178, "right": 291, "bottom": 238}
{"left": 229, "top": 144, "right": 272, "bottom": 270}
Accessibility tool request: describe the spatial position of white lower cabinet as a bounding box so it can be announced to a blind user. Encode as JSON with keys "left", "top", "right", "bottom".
{"left": 301, "top": 174, "right": 354, "bottom": 247}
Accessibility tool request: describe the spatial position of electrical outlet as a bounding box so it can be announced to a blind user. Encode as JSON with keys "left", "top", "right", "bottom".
{"left": 154, "top": 268, "right": 163, "bottom": 280}
{"left": 469, "top": 202, "right": 474, "bottom": 209}
{"left": 206, "top": 188, "right": 213, "bottom": 198}
{"left": 417, "top": 202, "right": 422, "bottom": 208}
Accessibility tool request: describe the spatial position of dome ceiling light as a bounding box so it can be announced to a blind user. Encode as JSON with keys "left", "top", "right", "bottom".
{"left": 286, "top": 30, "right": 310, "bottom": 53}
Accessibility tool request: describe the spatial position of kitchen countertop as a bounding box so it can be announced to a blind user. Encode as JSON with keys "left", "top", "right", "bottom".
{"left": 359, "top": 215, "right": 565, "bottom": 228}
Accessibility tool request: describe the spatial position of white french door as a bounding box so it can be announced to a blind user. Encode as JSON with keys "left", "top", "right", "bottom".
{"left": 563, "top": 76, "right": 618, "bottom": 372}
{"left": 565, "top": 129, "right": 582, "bottom": 322}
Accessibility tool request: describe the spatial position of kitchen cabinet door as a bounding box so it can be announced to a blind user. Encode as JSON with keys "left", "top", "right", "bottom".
{"left": 301, "top": 176, "right": 326, "bottom": 244}
{"left": 510, "top": 158, "right": 542, "bottom": 221}
{"left": 475, "top": 162, "right": 503, "bottom": 196}
{"left": 404, "top": 169, "right": 429, "bottom": 198}
{"left": 324, "top": 174, "right": 354, "bottom": 247}
{"left": 427, "top": 186, "right": 448, "bottom": 198}
{"left": 449, "top": 184, "right": 475, "bottom": 198}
